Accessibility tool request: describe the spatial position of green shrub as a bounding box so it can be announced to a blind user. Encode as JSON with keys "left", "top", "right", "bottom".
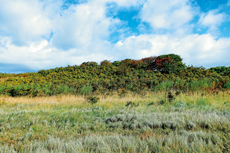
{"left": 156, "top": 54, "right": 186, "bottom": 74}
{"left": 125, "top": 101, "right": 139, "bottom": 107}
{"left": 190, "top": 81, "right": 200, "bottom": 92}
{"left": 223, "top": 82, "right": 230, "bottom": 89}
{"left": 79, "top": 85, "right": 93, "bottom": 96}
{"left": 86, "top": 96, "right": 99, "bottom": 105}
{"left": 154, "top": 81, "right": 173, "bottom": 91}
{"left": 0, "top": 54, "right": 229, "bottom": 97}
{"left": 167, "top": 92, "right": 175, "bottom": 102}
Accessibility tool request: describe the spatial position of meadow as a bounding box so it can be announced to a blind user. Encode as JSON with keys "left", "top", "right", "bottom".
{"left": 0, "top": 54, "right": 229, "bottom": 152}
{"left": 0, "top": 91, "right": 229, "bottom": 152}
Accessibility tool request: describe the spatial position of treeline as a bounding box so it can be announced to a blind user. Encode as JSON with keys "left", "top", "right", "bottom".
{"left": 0, "top": 54, "right": 229, "bottom": 97}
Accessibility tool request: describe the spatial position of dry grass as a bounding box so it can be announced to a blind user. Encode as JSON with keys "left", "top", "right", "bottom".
{"left": 0, "top": 94, "right": 85, "bottom": 106}
{"left": 0, "top": 91, "right": 229, "bottom": 109}
{"left": 0, "top": 78, "right": 9, "bottom": 83}
{"left": 0, "top": 91, "right": 229, "bottom": 152}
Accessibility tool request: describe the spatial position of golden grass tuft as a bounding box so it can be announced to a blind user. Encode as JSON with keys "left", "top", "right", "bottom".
{"left": 0, "top": 90, "right": 229, "bottom": 109}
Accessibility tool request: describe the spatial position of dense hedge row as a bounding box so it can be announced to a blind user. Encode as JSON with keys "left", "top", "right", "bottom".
{"left": 0, "top": 54, "right": 229, "bottom": 97}
{"left": 209, "top": 66, "right": 230, "bottom": 76}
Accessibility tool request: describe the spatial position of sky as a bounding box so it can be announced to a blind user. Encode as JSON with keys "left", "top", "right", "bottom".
{"left": 0, "top": 0, "right": 230, "bottom": 73}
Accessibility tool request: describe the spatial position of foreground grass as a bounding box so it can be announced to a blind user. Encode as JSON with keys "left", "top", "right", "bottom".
{"left": 0, "top": 92, "right": 229, "bottom": 152}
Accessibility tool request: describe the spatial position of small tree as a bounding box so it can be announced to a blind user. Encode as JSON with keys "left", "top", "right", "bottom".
{"left": 100, "top": 60, "right": 111, "bottom": 66}
{"left": 154, "top": 54, "right": 186, "bottom": 74}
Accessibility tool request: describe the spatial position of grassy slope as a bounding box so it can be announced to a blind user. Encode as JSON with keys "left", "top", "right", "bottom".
{"left": 0, "top": 92, "right": 229, "bottom": 152}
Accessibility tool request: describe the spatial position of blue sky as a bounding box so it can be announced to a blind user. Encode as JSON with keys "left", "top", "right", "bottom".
{"left": 0, "top": 0, "right": 230, "bottom": 73}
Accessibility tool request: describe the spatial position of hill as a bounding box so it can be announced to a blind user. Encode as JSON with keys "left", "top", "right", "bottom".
{"left": 0, "top": 54, "right": 229, "bottom": 97}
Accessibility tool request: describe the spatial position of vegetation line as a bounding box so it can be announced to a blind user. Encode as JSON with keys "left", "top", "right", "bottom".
{"left": 0, "top": 54, "right": 229, "bottom": 97}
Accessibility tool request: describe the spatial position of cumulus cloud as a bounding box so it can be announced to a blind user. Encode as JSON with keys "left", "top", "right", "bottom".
{"left": 51, "top": 2, "right": 119, "bottom": 50}
{"left": 0, "top": 0, "right": 118, "bottom": 71}
{"left": 97, "top": 0, "right": 145, "bottom": 7}
{"left": 0, "top": 0, "right": 229, "bottom": 73}
{"left": 0, "top": 0, "right": 59, "bottom": 45}
{"left": 0, "top": 36, "right": 113, "bottom": 70}
{"left": 139, "top": 0, "right": 197, "bottom": 32}
{"left": 1, "top": 32, "right": 229, "bottom": 71}
{"left": 199, "top": 10, "right": 226, "bottom": 33}
{"left": 114, "top": 34, "right": 230, "bottom": 68}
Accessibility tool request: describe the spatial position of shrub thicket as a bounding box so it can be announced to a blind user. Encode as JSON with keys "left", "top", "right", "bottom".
{"left": 0, "top": 54, "right": 229, "bottom": 97}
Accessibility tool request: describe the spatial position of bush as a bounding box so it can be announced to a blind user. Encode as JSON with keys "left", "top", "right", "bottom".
{"left": 86, "top": 96, "right": 99, "bottom": 105}
{"left": 79, "top": 85, "right": 93, "bottom": 96}
{"left": 223, "top": 82, "right": 230, "bottom": 89}
{"left": 100, "top": 60, "right": 111, "bottom": 66}
{"left": 112, "top": 61, "right": 121, "bottom": 66}
{"left": 155, "top": 54, "right": 186, "bottom": 74}
{"left": 125, "top": 101, "right": 139, "bottom": 107}
{"left": 0, "top": 54, "right": 229, "bottom": 97}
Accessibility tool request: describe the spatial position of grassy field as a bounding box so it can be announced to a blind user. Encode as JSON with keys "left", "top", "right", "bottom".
{"left": 0, "top": 91, "right": 229, "bottom": 152}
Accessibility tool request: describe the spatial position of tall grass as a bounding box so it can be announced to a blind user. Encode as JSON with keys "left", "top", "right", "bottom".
{"left": 0, "top": 90, "right": 230, "bottom": 109}
{"left": 0, "top": 92, "right": 229, "bottom": 152}
{"left": 154, "top": 81, "right": 174, "bottom": 91}
{"left": 0, "top": 132, "right": 224, "bottom": 153}
{"left": 79, "top": 85, "right": 93, "bottom": 96}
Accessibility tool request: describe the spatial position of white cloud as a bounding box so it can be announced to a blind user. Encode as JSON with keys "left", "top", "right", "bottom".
{"left": 0, "top": 0, "right": 229, "bottom": 72}
{"left": 0, "top": 0, "right": 120, "bottom": 70}
{"left": 0, "top": 0, "right": 122, "bottom": 49}
{"left": 96, "top": 0, "right": 145, "bottom": 7}
{"left": 199, "top": 10, "right": 226, "bottom": 32}
{"left": 0, "top": 0, "right": 60, "bottom": 45}
{"left": 51, "top": 2, "right": 119, "bottom": 50}
{"left": 139, "top": 0, "right": 197, "bottom": 31}
{"left": 0, "top": 36, "right": 113, "bottom": 70}
{"left": 113, "top": 34, "right": 230, "bottom": 68}
{"left": 2, "top": 32, "right": 230, "bottom": 71}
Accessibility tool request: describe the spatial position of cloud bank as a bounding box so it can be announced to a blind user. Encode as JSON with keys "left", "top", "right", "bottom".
{"left": 0, "top": 0, "right": 229, "bottom": 73}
